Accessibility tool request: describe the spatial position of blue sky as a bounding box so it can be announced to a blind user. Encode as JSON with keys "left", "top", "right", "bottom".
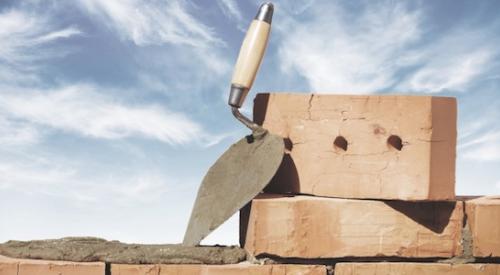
{"left": 1, "top": 0, "right": 499, "bottom": 245}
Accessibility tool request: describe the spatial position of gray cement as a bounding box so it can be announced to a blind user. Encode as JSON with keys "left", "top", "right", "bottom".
{"left": 0, "top": 237, "right": 247, "bottom": 264}
{"left": 439, "top": 201, "right": 475, "bottom": 264}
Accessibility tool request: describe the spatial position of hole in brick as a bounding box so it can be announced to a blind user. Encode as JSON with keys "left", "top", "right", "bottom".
{"left": 387, "top": 135, "right": 403, "bottom": 151}
{"left": 333, "top": 136, "right": 348, "bottom": 151}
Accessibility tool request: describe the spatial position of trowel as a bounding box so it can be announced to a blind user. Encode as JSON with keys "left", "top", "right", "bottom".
{"left": 183, "top": 2, "right": 283, "bottom": 246}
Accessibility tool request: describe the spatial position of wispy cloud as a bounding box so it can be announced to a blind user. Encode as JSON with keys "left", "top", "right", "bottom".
{"left": 216, "top": 0, "right": 244, "bottom": 30}
{"left": 0, "top": 84, "right": 204, "bottom": 145}
{"left": 76, "top": 0, "right": 231, "bottom": 99}
{"left": 0, "top": 4, "right": 228, "bottom": 147}
{"left": 458, "top": 119, "right": 491, "bottom": 141}
{"left": 276, "top": 1, "right": 499, "bottom": 94}
{"left": 461, "top": 130, "right": 500, "bottom": 161}
{"left": 399, "top": 30, "right": 498, "bottom": 93}
{"left": 0, "top": 156, "right": 170, "bottom": 204}
{"left": 462, "top": 144, "right": 500, "bottom": 161}
{"left": 460, "top": 130, "right": 500, "bottom": 150}
{"left": 78, "top": 0, "right": 223, "bottom": 47}
{"left": 0, "top": 117, "right": 40, "bottom": 146}
{"left": 278, "top": 0, "right": 316, "bottom": 15}
{"left": 36, "top": 27, "right": 83, "bottom": 44}
{"left": 0, "top": 160, "right": 76, "bottom": 191}
{"left": 0, "top": 9, "right": 82, "bottom": 87}
{"left": 0, "top": 9, "right": 82, "bottom": 64}
{"left": 278, "top": 2, "right": 422, "bottom": 93}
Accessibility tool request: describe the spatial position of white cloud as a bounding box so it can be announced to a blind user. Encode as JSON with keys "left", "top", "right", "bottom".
{"left": 0, "top": 161, "right": 76, "bottom": 191}
{"left": 216, "top": 0, "right": 244, "bottom": 30}
{"left": 0, "top": 157, "right": 170, "bottom": 204}
{"left": 0, "top": 117, "right": 41, "bottom": 146}
{"left": 0, "top": 84, "right": 204, "bottom": 145}
{"left": 459, "top": 130, "right": 500, "bottom": 150}
{"left": 78, "top": 0, "right": 223, "bottom": 47}
{"left": 36, "top": 27, "right": 83, "bottom": 43}
{"left": 0, "top": 9, "right": 82, "bottom": 64}
{"left": 0, "top": 9, "right": 82, "bottom": 87}
{"left": 460, "top": 129, "right": 500, "bottom": 162}
{"left": 459, "top": 120, "right": 491, "bottom": 141}
{"left": 497, "top": 181, "right": 500, "bottom": 191}
{"left": 462, "top": 143, "right": 500, "bottom": 161}
{"left": 400, "top": 31, "right": 497, "bottom": 93}
{"left": 96, "top": 173, "right": 170, "bottom": 203}
{"left": 216, "top": 0, "right": 242, "bottom": 20}
{"left": 276, "top": 1, "right": 499, "bottom": 94}
{"left": 77, "top": 0, "right": 231, "bottom": 88}
{"left": 279, "top": 0, "right": 316, "bottom": 15}
{"left": 278, "top": 2, "right": 422, "bottom": 93}
{"left": 0, "top": 5, "right": 226, "bottom": 147}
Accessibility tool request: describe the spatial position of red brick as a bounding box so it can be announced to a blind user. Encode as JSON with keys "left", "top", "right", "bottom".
{"left": 241, "top": 194, "right": 463, "bottom": 258}
{"left": 112, "top": 264, "right": 159, "bottom": 275}
{"left": 335, "top": 262, "right": 500, "bottom": 275}
{"left": 254, "top": 93, "right": 456, "bottom": 200}
{"left": 0, "top": 256, "right": 17, "bottom": 275}
{"left": 465, "top": 196, "right": 500, "bottom": 257}
{"left": 0, "top": 255, "right": 104, "bottom": 275}
{"left": 111, "top": 263, "right": 326, "bottom": 275}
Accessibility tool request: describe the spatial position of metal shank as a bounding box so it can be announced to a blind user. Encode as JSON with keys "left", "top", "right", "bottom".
{"left": 229, "top": 84, "right": 260, "bottom": 131}
{"left": 231, "top": 107, "right": 260, "bottom": 131}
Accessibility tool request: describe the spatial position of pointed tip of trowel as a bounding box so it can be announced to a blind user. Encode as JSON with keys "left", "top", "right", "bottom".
{"left": 182, "top": 236, "right": 199, "bottom": 247}
{"left": 183, "top": 218, "right": 207, "bottom": 246}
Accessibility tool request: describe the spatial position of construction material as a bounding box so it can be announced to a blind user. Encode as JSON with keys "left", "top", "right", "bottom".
{"left": 0, "top": 255, "right": 104, "bottom": 275}
{"left": 0, "top": 256, "right": 18, "bottom": 275}
{"left": 254, "top": 93, "right": 457, "bottom": 200}
{"left": 0, "top": 255, "right": 326, "bottom": 275}
{"left": 112, "top": 263, "right": 326, "bottom": 275}
{"left": 465, "top": 196, "right": 500, "bottom": 257}
{"left": 335, "top": 262, "right": 500, "bottom": 275}
{"left": 241, "top": 194, "right": 463, "bottom": 258}
{"left": 0, "top": 237, "right": 246, "bottom": 264}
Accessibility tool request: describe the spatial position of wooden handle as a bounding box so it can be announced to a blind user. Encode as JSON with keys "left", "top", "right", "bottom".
{"left": 231, "top": 20, "right": 271, "bottom": 90}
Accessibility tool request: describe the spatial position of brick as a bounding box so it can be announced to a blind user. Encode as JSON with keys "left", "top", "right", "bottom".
{"left": 465, "top": 196, "right": 500, "bottom": 257}
{"left": 112, "top": 264, "right": 159, "bottom": 275}
{"left": 0, "top": 255, "right": 104, "bottom": 275}
{"left": 254, "top": 93, "right": 457, "bottom": 200}
{"left": 241, "top": 194, "right": 463, "bottom": 258}
{"left": 0, "top": 256, "right": 18, "bottom": 275}
{"left": 111, "top": 263, "right": 326, "bottom": 275}
{"left": 335, "top": 262, "right": 500, "bottom": 275}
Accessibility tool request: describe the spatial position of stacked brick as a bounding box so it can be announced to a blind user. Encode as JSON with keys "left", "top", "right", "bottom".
{"left": 0, "top": 256, "right": 326, "bottom": 275}
{"left": 239, "top": 94, "right": 500, "bottom": 273}
{"left": 0, "top": 255, "right": 105, "bottom": 275}
{"left": 2, "top": 94, "right": 499, "bottom": 275}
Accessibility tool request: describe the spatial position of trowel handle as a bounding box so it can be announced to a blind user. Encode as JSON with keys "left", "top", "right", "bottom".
{"left": 228, "top": 3, "right": 273, "bottom": 108}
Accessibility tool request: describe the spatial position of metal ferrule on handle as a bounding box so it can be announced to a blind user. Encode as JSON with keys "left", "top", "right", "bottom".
{"left": 228, "top": 3, "right": 273, "bottom": 131}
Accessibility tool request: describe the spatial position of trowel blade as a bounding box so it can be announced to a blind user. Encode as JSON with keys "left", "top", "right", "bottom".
{"left": 183, "top": 131, "right": 284, "bottom": 246}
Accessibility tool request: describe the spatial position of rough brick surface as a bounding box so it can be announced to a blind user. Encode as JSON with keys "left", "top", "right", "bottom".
{"left": 241, "top": 194, "right": 463, "bottom": 258}
{"left": 0, "top": 255, "right": 104, "bottom": 275}
{"left": 465, "top": 196, "right": 500, "bottom": 257}
{"left": 111, "top": 263, "right": 326, "bottom": 275}
{"left": 0, "top": 256, "right": 17, "bottom": 275}
{"left": 254, "top": 93, "right": 457, "bottom": 200}
{"left": 335, "top": 262, "right": 500, "bottom": 275}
